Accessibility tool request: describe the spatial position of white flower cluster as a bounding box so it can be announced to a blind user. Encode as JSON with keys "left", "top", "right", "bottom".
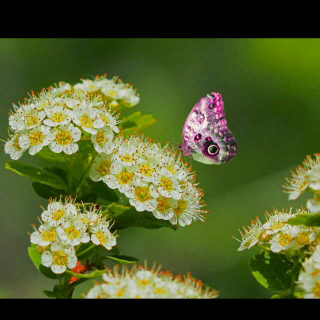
{"left": 86, "top": 263, "right": 219, "bottom": 299}
{"left": 298, "top": 244, "right": 320, "bottom": 298}
{"left": 4, "top": 75, "right": 138, "bottom": 160}
{"left": 89, "top": 135, "right": 207, "bottom": 227}
{"left": 284, "top": 154, "right": 320, "bottom": 212}
{"left": 30, "top": 198, "right": 117, "bottom": 274}
{"left": 236, "top": 209, "right": 319, "bottom": 253}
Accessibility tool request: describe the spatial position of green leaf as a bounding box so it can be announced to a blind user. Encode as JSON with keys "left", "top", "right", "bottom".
{"left": 39, "top": 265, "right": 58, "bottom": 279}
{"left": 5, "top": 161, "right": 68, "bottom": 190}
{"left": 37, "top": 141, "right": 94, "bottom": 163}
{"left": 32, "top": 182, "right": 67, "bottom": 200}
{"left": 288, "top": 213, "right": 320, "bottom": 227}
{"left": 248, "top": 250, "right": 294, "bottom": 291}
{"left": 77, "top": 242, "right": 95, "bottom": 261}
{"left": 69, "top": 278, "right": 90, "bottom": 290}
{"left": 43, "top": 290, "right": 58, "bottom": 298}
{"left": 37, "top": 146, "right": 66, "bottom": 163}
{"left": 28, "top": 245, "right": 42, "bottom": 270}
{"left": 86, "top": 178, "right": 119, "bottom": 202}
{"left": 106, "top": 202, "right": 177, "bottom": 231}
{"left": 105, "top": 255, "right": 138, "bottom": 264}
{"left": 66, "top": 269, "right": 107, "bottom": 279}
{"left": 120, "top": 111, "right": 157, "bottom": 136}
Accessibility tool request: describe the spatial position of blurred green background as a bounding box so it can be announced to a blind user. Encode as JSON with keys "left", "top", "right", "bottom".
{"left": 0, "top": 38, "right": 318, "bottom": 298}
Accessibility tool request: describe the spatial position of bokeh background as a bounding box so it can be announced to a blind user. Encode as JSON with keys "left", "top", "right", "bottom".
{"left": 0, "top": 38, "right": 319, "bottom": 298}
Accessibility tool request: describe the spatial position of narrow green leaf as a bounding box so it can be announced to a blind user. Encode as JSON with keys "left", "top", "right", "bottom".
{"left": 32, "top": 182, "right": 67, "bottom": 200}
{"left": 248, "top": 250, "right": 294, "bottom": 291}
{"left": 105, "top": 255, "right": 138, "bottom": 264}
{"left": 5, "top": 161, "right": 67, "bottom": 190}
{"left": 66, "top": 269, "right": 107, "bottom": 279}
{"left": 288, "top": 213, "right": 320, "bottom": 227}
{"left": 28, "top": 245, "right": 42, "bottom": 270}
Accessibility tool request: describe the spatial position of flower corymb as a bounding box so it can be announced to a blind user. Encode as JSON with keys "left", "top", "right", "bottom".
{"left": 236, "top": 208, "right": 319, "bottom": 253}
{"left": 4, "top": 75, "right": 127, "bottom": 160}
{"left": 90, "top": 135, "right": 208, "bottom": 227}
{"left": 86, "top": 263, "right": 219, "bottom": 299}
{"left": 30, "top": 197, "right": 118, "bottom": 274}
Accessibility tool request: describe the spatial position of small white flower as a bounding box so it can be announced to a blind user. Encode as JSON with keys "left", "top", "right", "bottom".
{"left": 127, "top": 183, "right": 158, "bottom": 212}
{"left": 49, "top": 123, "right": 81, "bottom": 154}
{"left": 152, "top": 196, "right": 175, "bottom": 221}
{"left": 5, "top": 133, "right": 26, "bottom": 160}
{"left": 9, "top": 104, "right": 46, "bottom": 131}
{"left": 44, "top": 105, "right": 71, "bottom": 127}
{"left": 89, "top": 154, "right": 114, "bottom": 182}
{"left": 156, "top": 171, "right": 182, "bottom": 200}
{"left": 57, "top": 215, "right": 90, "bottom": 246}
{"left": 90, "top": 219, "right": 117, "bottom": 250}
{"left": 41, "top": 241, "right": 77, "bottom": 274}
{"left": 31, "top": 224, "right": 58, "bottom": 247}
{"left": 41, "top": 201, "right": 77, "bottom": 227}
{"left": 96, "top": 109, "right": 120, "bottom": 133}
{"left": 91, "top": 128, "right": 115, "bottom": 154}
{"left": 269, "top": 225, "right": 299, "bottom": 253}
{"left": 19, "top": 125, "right": 52, "bottom": 155}
{"left": 72, "top": 105, "right": 103, "bottom": 134}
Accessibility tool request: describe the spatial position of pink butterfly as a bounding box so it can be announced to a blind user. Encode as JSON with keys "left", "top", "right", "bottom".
{"left": 179, "top": 92, "right": 237, "bottom": 165}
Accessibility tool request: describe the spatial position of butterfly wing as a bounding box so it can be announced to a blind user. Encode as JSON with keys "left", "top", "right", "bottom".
{"left": 180, "top": 92, "right": 237, "bottom": 165}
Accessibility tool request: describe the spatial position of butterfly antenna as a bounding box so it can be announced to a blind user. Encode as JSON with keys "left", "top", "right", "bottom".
{"left": 161, "top": 133, "right": 180, "bottom": 147}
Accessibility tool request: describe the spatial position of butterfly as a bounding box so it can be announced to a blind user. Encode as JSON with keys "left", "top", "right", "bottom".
{"left": 178, "top": 92, "right": 237, "bottom": 165}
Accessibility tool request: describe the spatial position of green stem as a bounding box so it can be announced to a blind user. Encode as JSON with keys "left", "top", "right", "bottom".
{"left": 289, "top": 255, "right": 301, "bottom": 294}
{"left": 65, "top": 157, "right": 74, "bottom": 193}
{"left": 75, "top": 151, "right": 98, "bottom": 196}
{"left": 77, "top": 243, "right": 95, "bottom": 257}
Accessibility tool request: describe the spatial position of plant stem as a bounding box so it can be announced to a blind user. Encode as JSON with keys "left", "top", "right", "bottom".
{"left": 289, "top": 255, "right": 301, "bottom": 294}
{"left": 77, "top": 243, "right": 95, "bottom": 257}
{"left": 75, "top": 151, "right": 98, "bottom": 196}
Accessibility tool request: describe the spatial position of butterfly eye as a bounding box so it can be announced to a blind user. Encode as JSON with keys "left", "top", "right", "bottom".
{"left": 207, "top": 144, "right": 219, "bottom": 155}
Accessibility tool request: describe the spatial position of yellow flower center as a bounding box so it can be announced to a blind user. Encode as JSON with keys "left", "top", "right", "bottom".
{"left": 134, "top": 186, "right": 151, "bottom": 202}
{"left": 13, "top": 136, "right": 22, "bottom": 151}
{"left": 95, "top": 231, "right": 107, "bottom": 244}
{"left": 42, "top": 229, "right": 57, "bottom": 243}
{"left": 139, "top": 164, "right": 154, "bottom": 177}
{"left": 120, "top": 154, "right": 134, "bottom": 163}
{"left": 270, "top": 221, "right": 284, "bottom": 230}
{"left": 116, "top": 171, "right": 134, "bottom": 185}
{"left": 53, "top": 250, "right": 68, "bottom": 266}
{"left": 296, "top": 232, "right": 310, "bottom": 246}
{"left": 51, "top": 112, "right": 67, "bottom": 123}
{"left": 115, "top": 289, "right": 125, "bottom": 297}
{"left": 65, "top": 226, "right": 81, "bottom": 240}
{"left": 154, "top": 288, "right": 168, "bottom": 295}
{"left": 174, "top": 199, "right": 187, "bottom": 215}
{"left": 278, "top": 233, "right": 292, "bottom": 247}
{"left": 167, "top": 165, "right": 176, "bottom": 175}
{"left": 313, "top": 282, "right": 320, "bottom": 298}
{"left": 97, "top": 160, "right": 111, "bottom": 176}
{"left": 96, "top": 131, "right": 108, "bottom": 146}
{"left": 108, "top": 90, "right": 116, "bottom": 97}
{"left": 100, "top": 113, "right": 110, "bottom": 125}
{"left": 55, "top": 130, "right": 73, "bottom": 146}
{"left": 52, "top": 209, "right": 65, "bottom": 221}
{"left": 311, "top": 269, "right": 320, "bottom": 277}
{"left": 138, "top": 279, "right": 151, "bottom": 286}
{"left": 80, "top": 114, "right": 94, "bottom": 128}
{"left": 25, "top": 114, "right": 39, "bottom": 128}
{"left": 160, "top": 177, "right": 173, "bottom": 191}
{"left": 157, "top": 197, "right": 171, "bottom": 213}
{"left": 29, "top": 131, "right": 44, "bottom": 147}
